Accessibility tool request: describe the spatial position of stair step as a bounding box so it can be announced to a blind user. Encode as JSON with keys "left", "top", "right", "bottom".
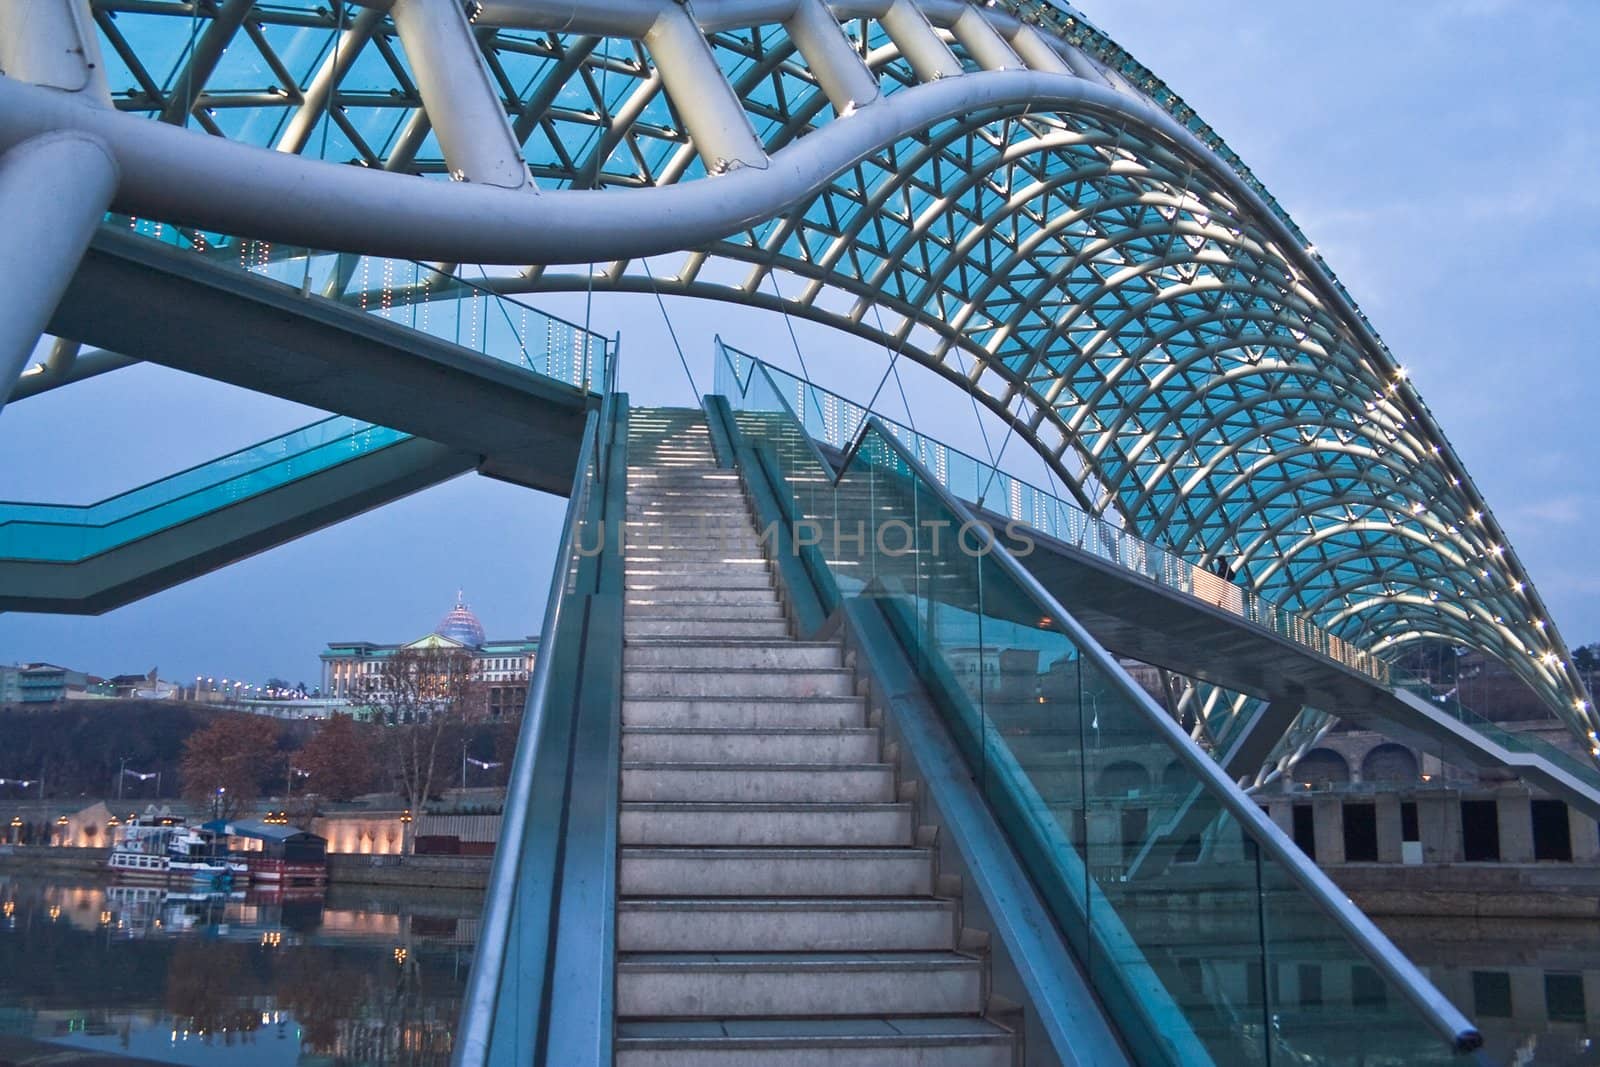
{"left": 625, "top": 509, "right": 754, "bottom": 521}
{"left": 615, "top": 1017, "right": 1014, "bottom": 1067}
{"left": 623, "top": 643, "right": 840, "bottom": 670}
{"left": 615, "top": 952, "right": 981, "bottom": 1018}
{"left": 626, "top": 549, "right": 769, "bottom": 561}
{"left": 623, "top": 697, "right": 866, "bottom": 729}
{"left": 622, "top": 727, "right": 878, "bottom": 764}
{"left": 624, "top": 530, "right": 761, "bottom": 545}
{"left": 625, "top": 602, "right": 784, "bottom": 621}
{"left": 624, "top": 561, "right": 769, "bottom": 576}
{"left": 623, "top": 590, "right": 782, "bottom": 610}
{"left": 628, "top": 471, "right": 736, "bottom": 479}
{"left": 625, "top": 573, "right": 774, "bottom": 591}
{"left": 617, "top": 898, "right": 957, "bottom": 953}
{"left": 622, "top": 762, "right": 893, "bottom": 803}
{"left": 621, "top": 847, "right": 932, "bottom": 897}
{"left": 625, "top": 617, "right": 791, "bottom": 639}
{"left": 623, "top": 668, "right": 853, "bottom": 699}
{"left": 621, "top": 802, "right": 912, "bottom": 847}
{"left": 624, "top": 602, "right": 786, "bottom": 622}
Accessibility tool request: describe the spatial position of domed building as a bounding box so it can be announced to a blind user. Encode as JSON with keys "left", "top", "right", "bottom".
{"left": 319, "top": 592, "right": 538, "bottom": 719}
{"left": 436, "top": 591, "right": 488, "bottom": 648}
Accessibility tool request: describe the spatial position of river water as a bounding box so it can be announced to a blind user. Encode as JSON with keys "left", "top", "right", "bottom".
{"left": 1, "top": 871, "right": 1596, "bottom": 1064}
{"left": 0, "top": 871, "right": 479, "bottom": 1066}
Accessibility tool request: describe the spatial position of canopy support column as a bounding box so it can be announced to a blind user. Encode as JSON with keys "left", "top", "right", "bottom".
{"left": 0, "top": 132, "right": 117, "bottom": 414}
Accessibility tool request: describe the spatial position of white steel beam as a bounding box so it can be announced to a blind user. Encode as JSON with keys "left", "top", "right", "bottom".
{"left": 0, "top": 67, "right": 1225, "bottom": 265}
{"left": 388, "top": 0, "right": 535, "bottom": 189}
{"left": 0, "top": 131, "right": 117, "bottom": 413}
{"left": 785, "top": 0, "right": 880, "bottom": 113}
{"left": 0, "top": 0, "right": 110, "bottom": 104}
{"left": 158, "top": 0, "right": 256, "bottom": 125}
{"left": 1005, "top": 23, "right": 1074, "bottom": 76}
{"left": 877, "top": 0, "right": 962, "bottom": 81}
{"left": 643, "top": 6, "right": 768, "bottom": 172}
{"left": 950, "top": 5, "right": 1022, "bottom": 72}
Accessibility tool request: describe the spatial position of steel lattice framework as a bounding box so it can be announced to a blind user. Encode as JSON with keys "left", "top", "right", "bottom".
{"left": 0, "top": 0, "right": 1590, "bottom": 753}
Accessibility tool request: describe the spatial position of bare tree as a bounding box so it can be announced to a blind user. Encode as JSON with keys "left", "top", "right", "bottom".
{"left": 364, "top": 645, "right": 487, "bottom": 849}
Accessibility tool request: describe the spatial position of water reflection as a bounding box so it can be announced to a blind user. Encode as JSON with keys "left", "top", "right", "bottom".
{"left": 0, "top": 873, "right": 480, "bottom": 1065}
{"left": 1381, "top": 915, "right": 1600, "bottom": 1066}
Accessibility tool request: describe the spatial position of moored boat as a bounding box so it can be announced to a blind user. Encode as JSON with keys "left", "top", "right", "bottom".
{"left": 205, "top": 818, "right": 328, "bottom": 885}
{"left": 107, "top": 815, "right": 235, "bottom": 885}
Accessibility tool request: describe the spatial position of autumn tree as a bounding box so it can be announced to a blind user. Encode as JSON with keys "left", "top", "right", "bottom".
{"left": 179, "top": 715, "right": 281, "bottom": 818}
{"left": 367, "top": 645, "right": 487, "bottom": 845}
{"left": 294, "top": 713, "right": 380, "bottom": 802}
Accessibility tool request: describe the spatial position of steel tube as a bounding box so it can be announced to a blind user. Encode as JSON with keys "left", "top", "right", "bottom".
{"left": 951, "top": 6, "right": 1022, "bottom": 71}
{"left": 276, "top": 6, "right": 389, "bottom": 155}
{"left": 388, "top": 0, "right": 534, "bottom": 189}
{"left": 0, "top": 0, "right": 110, "bottom": 103}
{"left": 0, "top": 131, "right": 118, "bottom": 414}
{"left": 643, "top": 6, "right": 768, "bottom": 172}
{"left": 0, "top": 68, "right": 1177, "bottom": 263}
{"left": 878, "top": 0, "right": 962, "bottom": 81}
{"left": 785, "top": 0, "right": 881, "bottom": 113}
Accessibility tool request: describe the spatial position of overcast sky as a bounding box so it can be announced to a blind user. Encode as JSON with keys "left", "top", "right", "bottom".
{"left": 1, "top": 1, "right": 1595, "bottom": 688}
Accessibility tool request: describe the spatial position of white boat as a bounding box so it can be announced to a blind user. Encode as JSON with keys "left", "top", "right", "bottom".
{"left": 107, "top": 817, "right": 236, "bottom": 885}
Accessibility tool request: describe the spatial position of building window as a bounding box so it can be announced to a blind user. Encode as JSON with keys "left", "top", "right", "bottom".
{"left": 1292, "top": 804, "right": 1316, "bottom": 861}
{"left": 1351, "top": 965, "right": 1386, "bottom": 1009}
{"left": 1472, "top": 971, "right": 1513, "bottom": 1018}
{"left": 1343, "top": 802, "right": 1378, "bottom": 862}
{"left": 1546, "top": 973, "right": 1585, "bottom": 1023}
{"left": 1532, "top": 799, "right": 1573, "bottom": 862}
{"left": 1298, "top": 963, "right": 1323, "bottom": 1009}
{"left": 1461, "top": 800, "right": 1500, "bottom": 862}
{"left": 1401, "top": 802, "right": 1419, "bottom": 843}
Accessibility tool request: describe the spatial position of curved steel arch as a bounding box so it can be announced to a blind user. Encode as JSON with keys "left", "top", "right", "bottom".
{"left": 1, "top": 0, "right": 1590, "bottom": 753}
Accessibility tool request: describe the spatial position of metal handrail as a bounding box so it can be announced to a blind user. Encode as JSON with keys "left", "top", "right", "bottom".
{"left": 855, "top": 415, "right": 1480, "bottom": 1053}
{"left": 453, "top": 408, "right": 600, "bottom": 1066}
{"left": 717, "top": 339, "right": 839, "bottom": 481}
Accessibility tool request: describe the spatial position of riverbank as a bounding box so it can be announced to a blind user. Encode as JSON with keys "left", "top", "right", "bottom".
{"left": 0, "top": 845, "right": 491, "bottom": 890}
{"left": 327, "top": 853, "right": 490, "bottom": 890}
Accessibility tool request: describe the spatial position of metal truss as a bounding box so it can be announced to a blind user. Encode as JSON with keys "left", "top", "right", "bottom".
{"left": 0, "top": 0, "right": 1590, "bottom": 756}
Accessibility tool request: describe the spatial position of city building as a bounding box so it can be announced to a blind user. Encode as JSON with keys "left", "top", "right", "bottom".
{"left": 0, "top": 663, "right": 105, "bottom": 704}
{"left": 319, "top": 593, "right": 537, "bottom": 720}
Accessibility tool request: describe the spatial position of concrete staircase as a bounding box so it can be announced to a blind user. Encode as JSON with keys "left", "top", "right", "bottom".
{"left": 615, "top": 408, "right": 1016, "bottom": 1066}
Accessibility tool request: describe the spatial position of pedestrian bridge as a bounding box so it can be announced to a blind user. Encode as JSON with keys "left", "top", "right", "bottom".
{"left": 2, "top": 0, "right": 1595, "bottom": 1061}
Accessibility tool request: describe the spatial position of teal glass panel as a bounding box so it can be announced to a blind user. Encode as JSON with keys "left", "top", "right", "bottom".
{"left": 111, "top": 216, "right": 610, "bottom": 393}
{"left": 0, "top": 418, "right": 407, "bottom": 562}
{"left": 716, "top": 367, "right": 1467, "bottom": 1062}
{"left": 715, "top": 341, "right": 1388, "bottom": 689}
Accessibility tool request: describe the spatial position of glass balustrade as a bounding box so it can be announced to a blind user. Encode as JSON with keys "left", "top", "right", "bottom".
{"left": 113, "top": 215, "right": 608, "bottom": 391}
{"left": 4, "top": 221, "right": 612, "bottom": 566}
{"left": 0, "top": 417, "right": 407, "bottom": 562}
{"left": 714, "top": 341, "right": 1388, "bottom": 686}
{"left": 715, "top": 355, "right": 1475, "bottom": 1065}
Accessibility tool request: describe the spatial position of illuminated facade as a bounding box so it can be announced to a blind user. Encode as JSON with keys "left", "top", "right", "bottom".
{"left": 319, "top": 594, "right": 537, "bottom": 719}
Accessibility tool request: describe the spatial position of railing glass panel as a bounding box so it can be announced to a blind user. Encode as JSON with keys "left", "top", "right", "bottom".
{"left": 1394, "top": 671, "right": 1600, "bottom": 788}
{"left": 714, "top": 340, "right": 1386, "bottom": 686}
{"left": 114, "top": 215, "right": 609, "bottom": 391}
{"left": 716, "top": 365, "right": 1477, "bottom": 1064}
{"left": 457, "top": 402, "right": 609, "bottom": 1066}
{"left": 5, "top": 222, "right": 611, "bottom": 565}
{"left": 0, "top": 418, "right": 408, "bottom": 561}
